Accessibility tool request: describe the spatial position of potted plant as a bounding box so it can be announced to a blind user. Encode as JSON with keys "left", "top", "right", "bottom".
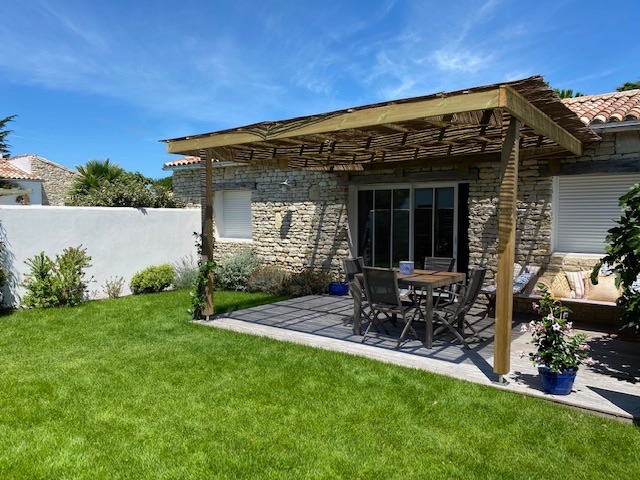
{"left": 520, "top": 284, "right": 592, "bottom": 395}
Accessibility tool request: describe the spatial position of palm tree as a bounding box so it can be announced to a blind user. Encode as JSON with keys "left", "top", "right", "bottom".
{"left": 554, "top": 89, "right": 583, "bottom": 99}
{"left": 70, "top": 159, "right": 124, "bottom": 195}
{"left": 0, "top": 115, "right": 17, "bottom": 158}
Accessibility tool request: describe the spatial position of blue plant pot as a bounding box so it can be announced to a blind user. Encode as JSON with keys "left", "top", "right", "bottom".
{"left": 328, "top": 282, "right": 349, "bottom": 296}
{"left": 538, "top": 366, "right": 577, "bottom": 395}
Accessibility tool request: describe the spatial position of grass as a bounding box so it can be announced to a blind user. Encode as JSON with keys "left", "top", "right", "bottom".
{"left": 0, "top": 290, "right": 638, "bottom": 479}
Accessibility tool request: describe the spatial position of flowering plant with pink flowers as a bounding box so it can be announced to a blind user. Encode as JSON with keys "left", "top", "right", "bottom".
{"left": 521, "top": 284, "right": 590, "bottom": 373}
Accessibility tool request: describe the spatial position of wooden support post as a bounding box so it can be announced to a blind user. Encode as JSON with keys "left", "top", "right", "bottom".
{"left": 200, "top": 149, "right": 215, "bottom": 317}
{"left": 494, "top": 117, "right": 520, "bottom": 376}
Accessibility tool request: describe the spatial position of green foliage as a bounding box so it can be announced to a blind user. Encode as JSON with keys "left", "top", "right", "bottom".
{"left": 190, "top": 259, "right": 216, "bottom": 320}
{"left": 67, "top": 163, "right": 185, "bottom": 208}
{"left": 591, "top": 182, "right": 640, "bottom": 330}
{"left": 214, "top": 247, "right": 262, "bottom": 291}
{"left": 189, "top": 232, "right": 216, "bottom": 320}
{"left": 285, "top": 268, "right": 332, "bottom": 297}
{"left": 70, "top": 159, "right": 124, "bottom": 195}
{"left": 173, "top": 254, "right": 199, "bottom": 290}
{"left": 247, "top": 265, "right": 290, "bottom": 294}
{"left": 130, "top": 264, "right": 175, "bottom": 294}
{"left": 102, "top": 276, "right": 125, "bottom": 298}
{"left": 154, "top": 176, "right": 173, "bottom": 190}
{"left": 0, "top": 114, "right": 17, "bottom": 158}
{"left": 554, "top": 88, "right": 583, "bottom": 98}
{"left": 523, "top": 285, "right": 589, "bottom": 374}
{"left": 616, "top": 80, "right": 640, "bottom": 92}
{"left": 21, "top": 247, "right": 92, "bottom": 308}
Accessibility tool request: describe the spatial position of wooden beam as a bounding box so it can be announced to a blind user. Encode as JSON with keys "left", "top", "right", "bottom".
{"left": 494, "top": 117, "right": 520, "bottom": 377}
{"left": 200, "top": 149, "right": 215, "bottom": 318}
{"left": 166, "top": 89, "right": 502, "bottom": 153}
{"left": 0, "top": 188, "right": 33, "bottom": 197}
{"left": 501, "top": 86, "right": 583, "bottom": 156}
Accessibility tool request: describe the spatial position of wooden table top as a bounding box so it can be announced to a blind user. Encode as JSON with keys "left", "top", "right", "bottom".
{"left": 396, "top": 269, "right": 466, "bottom": 289}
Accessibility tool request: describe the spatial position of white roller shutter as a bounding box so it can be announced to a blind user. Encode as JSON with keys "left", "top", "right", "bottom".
{"left": 555, "top": 174, "right": 640, "bottom": 254}
{"left": 216, "top": 190, "right": 252, "bottom": 239}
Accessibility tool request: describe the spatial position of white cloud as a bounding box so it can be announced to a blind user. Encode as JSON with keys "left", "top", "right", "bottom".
{"left": 431, "top": 49, "right": 486, "bottom": 73}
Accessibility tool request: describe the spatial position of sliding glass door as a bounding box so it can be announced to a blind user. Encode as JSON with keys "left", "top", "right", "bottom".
{"left": 357, "top": 185, "right": 456, "bottom": 268}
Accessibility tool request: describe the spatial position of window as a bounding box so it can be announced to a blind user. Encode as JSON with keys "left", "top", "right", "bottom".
{"left": 356, "top": 184, "right": 456, "bottom": 268}
{"left": 214, "top": 190, "right": 252, "bottom": 240}
{"left": 554, "top": 173, "right": 640, "bottom": 254}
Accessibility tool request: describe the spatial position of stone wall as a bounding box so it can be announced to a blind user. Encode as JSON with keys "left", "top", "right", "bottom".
{"left": 187, "top": 164, "right": 350, "bottom": 277}
{"left": 467, "top": 160, "right": 554, "bottom": 284}
{"left": 172, "top": 168, "right": 200, "bottom": 204}
{"left": 30, "top": 156, "right": 78, "bottom": 206}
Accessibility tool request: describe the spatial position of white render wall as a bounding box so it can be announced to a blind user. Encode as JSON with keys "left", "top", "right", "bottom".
{"left": 0, "top": 205, "right": 201, "bottom": 306}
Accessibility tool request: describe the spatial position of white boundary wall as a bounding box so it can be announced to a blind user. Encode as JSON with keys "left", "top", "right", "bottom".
{"left": 1, "top": 205, "right": 201, "bottom": 306}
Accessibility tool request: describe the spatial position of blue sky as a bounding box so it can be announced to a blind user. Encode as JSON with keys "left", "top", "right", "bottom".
{"left": 2, "top": 0, "right": 639, "bottom": 179}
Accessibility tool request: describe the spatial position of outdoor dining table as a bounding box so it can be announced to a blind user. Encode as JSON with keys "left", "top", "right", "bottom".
{"left": 392, "top": 269, "right": 466, "bottom": 349}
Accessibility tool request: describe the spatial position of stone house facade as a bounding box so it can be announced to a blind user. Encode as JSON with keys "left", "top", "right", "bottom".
{"left": 164, "top": 90, "right": 640, "bottom": 286}
{"left": 3, "top": 154, "right": 78, "bottom": 206}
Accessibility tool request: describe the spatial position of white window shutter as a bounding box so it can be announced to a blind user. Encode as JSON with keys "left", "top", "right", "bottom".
{"left": 555, "top": 174, "right": 640, "bottom": 254}
{"left": 218, "top": 190, "right": 252, "bottom": 239}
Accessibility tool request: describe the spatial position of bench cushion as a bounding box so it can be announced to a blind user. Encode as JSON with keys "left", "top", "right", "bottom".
{"left": 565, "top": 270, "right": 589, "bottom": 299}
{"left": 585, "top": 275, "right": 621, "bottom": 303}
{"left": 551, "top": 272, "right": 572, "bottom": 298}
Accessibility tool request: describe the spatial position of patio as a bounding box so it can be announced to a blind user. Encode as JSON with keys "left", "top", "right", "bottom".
{"left": 199, "top": 294, "right": 640, "bottom": 424}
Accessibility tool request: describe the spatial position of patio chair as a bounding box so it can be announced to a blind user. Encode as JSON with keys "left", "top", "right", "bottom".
{"left": 361, "top": 267, "right": 422, "bottom": 348}
{"left": 423, "top": 256, "right": 456, "bottom": 272}
{"left": 346, "top": 278, "right": 372, "bottom": 335}
{"left": 343, "top": 257, "right": 365, "bottom": 282}
{"left": 432, "top": 268, "right": 487, "bottom": 348}
{"left": 417, "top": 256, "right": 457, "bottom": 305}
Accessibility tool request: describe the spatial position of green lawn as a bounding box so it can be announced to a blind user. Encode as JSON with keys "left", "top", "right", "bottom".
{"left": 0, "top": 290, "right": 638, "bottom": 479}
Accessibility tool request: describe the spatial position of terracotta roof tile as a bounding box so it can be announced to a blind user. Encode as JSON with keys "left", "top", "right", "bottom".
{"left": 563, "top": 90, "right": 640, "bottom": 125}
{"left": 163, "top": 156, "right": 201, "bottom": 168}
{"left": 0, "top": 159, "right": 42, "bottom": 180}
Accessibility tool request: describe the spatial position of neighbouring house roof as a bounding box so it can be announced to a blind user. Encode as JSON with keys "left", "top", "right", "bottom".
{"left": 163, "top": 76, "right": 601, "bottom": 171}
{"left": 163, "top": 156, "right": 201, "bottom": 169}
{"left": 0, "top": 159, "right": 43, "bottom": 180}
{"left": 8, "top": 153, "right": 78, "bottom": 175}
{"left": 563, "top": 90, "right": 640, "bottom": 125}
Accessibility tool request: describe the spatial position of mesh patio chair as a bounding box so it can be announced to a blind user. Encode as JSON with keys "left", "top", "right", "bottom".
{"left": 346, "top": 278, "right": 372, "bottom": 335}
{"left": 343, "top": 257, "right": 365, "bottom": 283}
{"left": 361, "top": 267, "right": 422, "bottom": 348}
{"left": 417, "top": 256, "right": 457, "bottom": 305}
{"left": 432, "top": 267, "right": 487, "bottom": 349}
{"left": 423, "top": 257, "right": 456, "bottom": 272}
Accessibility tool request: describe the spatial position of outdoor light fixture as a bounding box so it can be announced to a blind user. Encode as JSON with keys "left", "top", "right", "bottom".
{"left": 279, "top": 178, "right": 296, "bottom": 190}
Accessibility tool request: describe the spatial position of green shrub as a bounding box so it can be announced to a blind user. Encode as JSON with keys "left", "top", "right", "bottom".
{"left": 247, "top": 265, "right": 290, "bottom": 295}
{"left": 285, "top": 268, "right": 332, "bottom": 297}
{"left": 21, "top": 246, "right": 92, "bottom": 308}
{"left": 173, "top": 255, "right": 199, "bottom": 290}
{"left": 67, "top": 172, "right": 185, "bottom": 208}
{"left": 130, "top": 264, "right": 175, "bottom": 294}
{"left": 214, "top": 248, "right": 262, "bottom": 291}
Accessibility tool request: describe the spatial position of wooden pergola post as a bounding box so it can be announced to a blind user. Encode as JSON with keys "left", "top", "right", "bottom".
{"left": 494, "top": 117, "right": 520, "bottom": 379}
{"left": 200, "top": 149, "right": 215, "bottom": 318}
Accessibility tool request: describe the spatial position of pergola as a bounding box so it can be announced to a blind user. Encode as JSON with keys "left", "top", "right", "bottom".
{"left": 163, "top": 75, "right": 599, "bottom": 378}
